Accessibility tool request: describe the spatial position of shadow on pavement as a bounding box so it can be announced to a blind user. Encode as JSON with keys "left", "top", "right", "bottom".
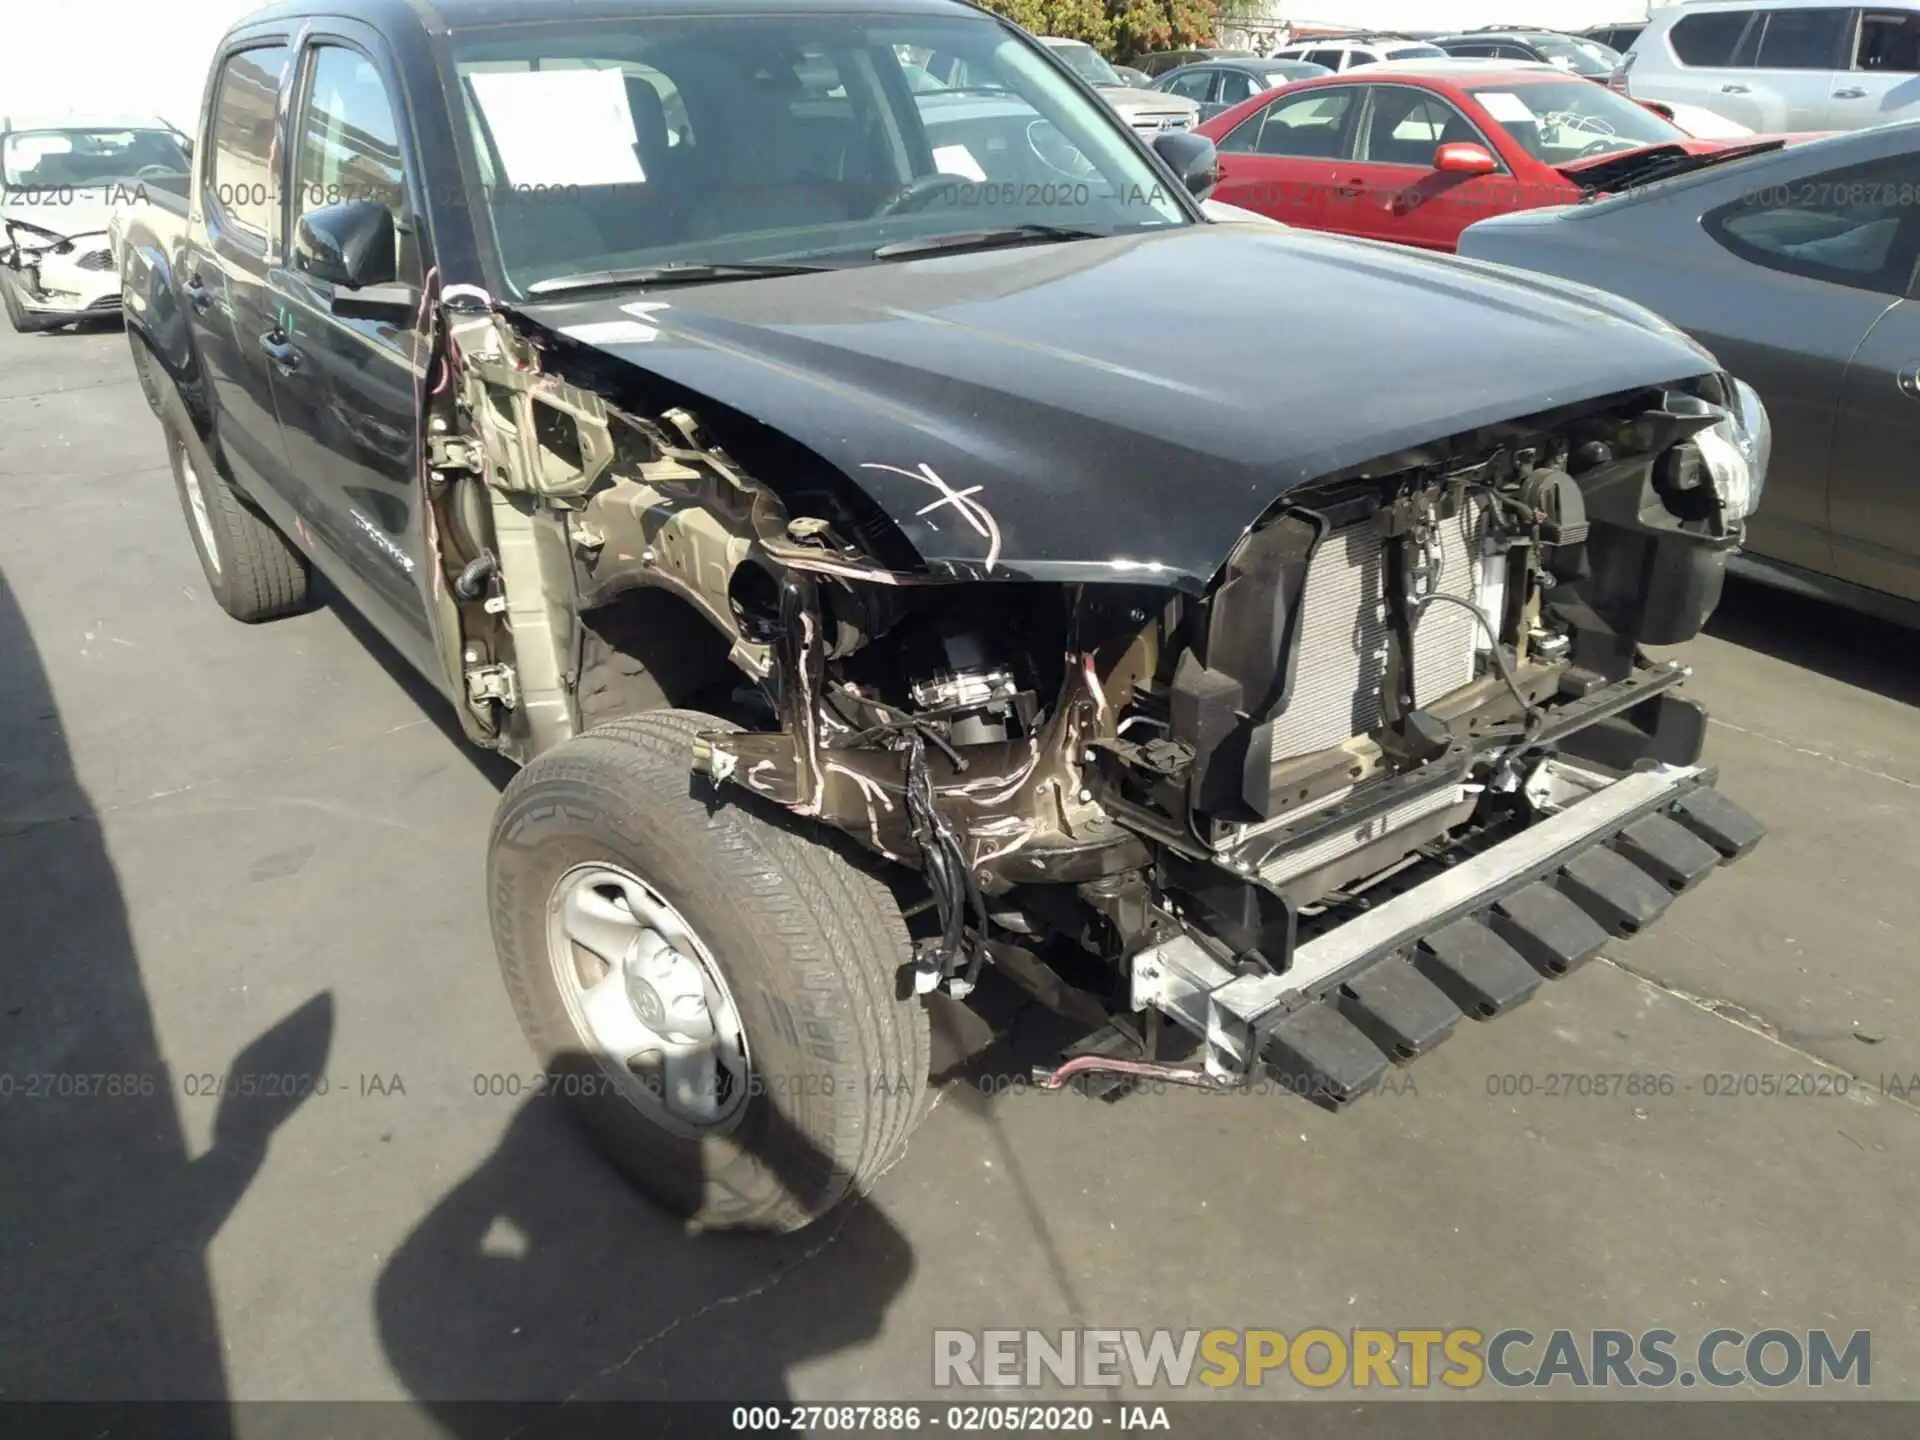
{"left": 0, "top": 567, "right": 334, "bottom": 1422}
{"left": 314, "top": 572, "right": 520, "bottom": 791}
{"left": 1708, "top": 575, "right": 1920, "bottom": 708}
{"left": 374, "top": 1059, "right": 917, "bottom": 1425}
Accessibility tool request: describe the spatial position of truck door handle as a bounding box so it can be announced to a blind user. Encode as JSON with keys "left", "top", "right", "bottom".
{"left": 1336, "top": 178, "right": 1366, "bottom": 197}
{"left": 1835, "top": 87, "right": 1868, "bottom": 99}
{"left": 258, "top": 331, "right": 302, "bottom": 374}
{"left": 1720, "top": 83, "right": 1751, "bottom": 94}
{"left": 184, "top": 275, "right": 211, "bottom": 315}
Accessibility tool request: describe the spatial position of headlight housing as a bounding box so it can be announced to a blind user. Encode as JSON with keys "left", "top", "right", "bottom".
{"left": 1694, "top": 377, "right": 1770, "bottom": 523}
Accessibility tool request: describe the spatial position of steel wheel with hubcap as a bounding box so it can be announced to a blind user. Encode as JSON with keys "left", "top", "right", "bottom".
{"left": 548, "top": 863, "right": 751, "bottom": 1136}
{"left": 490, "top": 710, "right": 930, "bottom": 1232}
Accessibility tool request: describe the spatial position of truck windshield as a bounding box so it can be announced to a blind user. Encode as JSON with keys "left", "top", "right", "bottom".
{"left": 449, "top": 14, "right": 1192, "bottom": 297}
{"left": 0, "top": 128, "right": 190, "bottom": 191}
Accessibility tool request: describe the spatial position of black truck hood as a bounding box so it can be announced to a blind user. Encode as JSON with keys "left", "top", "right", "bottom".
{"left": 519, "top": 226, "right": 1715, "bottom": 591}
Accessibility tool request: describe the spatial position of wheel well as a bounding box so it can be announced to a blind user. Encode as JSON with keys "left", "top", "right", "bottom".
{"left": 577, "top": 587, "right": 745, "bottom": 728}
{"left": 131, "top": 322, "right": 215, "bottom": 444}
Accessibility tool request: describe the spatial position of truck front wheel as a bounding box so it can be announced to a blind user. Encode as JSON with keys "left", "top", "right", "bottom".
{"left": 164, "top": 418, "right": 310, "bottom": 622}
{"left": 487, "top": 711, "right": 930, "bottom": 1232}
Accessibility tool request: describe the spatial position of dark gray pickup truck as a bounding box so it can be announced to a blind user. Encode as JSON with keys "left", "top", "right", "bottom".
{"left": 120, "top": 0, "right": 1768, "bottom": 1232}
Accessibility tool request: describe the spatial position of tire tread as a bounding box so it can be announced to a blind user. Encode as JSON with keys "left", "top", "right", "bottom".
{"left": 491, "top": 710, "right": 928, "bottom": 1231}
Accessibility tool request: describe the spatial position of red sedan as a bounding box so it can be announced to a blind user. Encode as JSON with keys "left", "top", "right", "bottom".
{"left": 1196, "top": 61, "right": 1792, "bottom": 252}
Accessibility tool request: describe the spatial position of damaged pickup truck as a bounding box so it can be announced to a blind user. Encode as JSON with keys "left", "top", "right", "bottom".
{"left": 122, "top": 0, "right": 1768, "bottom": 1231}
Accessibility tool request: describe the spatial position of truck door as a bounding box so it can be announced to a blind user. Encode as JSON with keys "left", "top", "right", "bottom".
{"left": 269, "top": 33, "right": 437, "bottom": 669}
{"left": 187, "top": 40, "right": 298, "bottom": 509}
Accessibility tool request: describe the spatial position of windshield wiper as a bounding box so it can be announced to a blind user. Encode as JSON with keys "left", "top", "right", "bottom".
{"left": 872, "top": 224, "right": 1106, "bottom": 261}
{"left": 1601, "top": 140, "right": 1788, "bottom": 193}
{"left": 526, "top": 261, "right": 834, "bottom": 298}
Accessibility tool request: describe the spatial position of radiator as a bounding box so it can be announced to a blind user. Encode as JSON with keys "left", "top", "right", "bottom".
{"left": 1259, "top": 784, "right": 1468, "bottom": 887}
{"left": 1265, "top": 499, "right": 1488, "bottom": 764}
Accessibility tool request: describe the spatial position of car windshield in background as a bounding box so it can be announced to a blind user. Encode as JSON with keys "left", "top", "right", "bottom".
{"left": 451, "top": 16, "right": 1189, "bottom": 297}
{"left": 1532, "top": 36, "right": 1620, "bottom": 77}
{"left": 0, "top": 128, "right": 189, "bottom": 190}
{"left": 1471, "top": 81, "right": 1683, "bottom": 161}
{"left": 1049, "top": 40, "right": 1124, "bottom": 87}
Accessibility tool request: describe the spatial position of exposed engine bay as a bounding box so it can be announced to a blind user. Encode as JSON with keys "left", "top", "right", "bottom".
{"left": 418, "top": 290, "right": 1769, "bottom": 1097}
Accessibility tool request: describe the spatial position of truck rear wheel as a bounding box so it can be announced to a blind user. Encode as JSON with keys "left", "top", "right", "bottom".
{"left": 487, "top": 711, "right": 930, "bottom": 1232}
{"left": 165, "top": 418, "right": 311, "bottom": 622}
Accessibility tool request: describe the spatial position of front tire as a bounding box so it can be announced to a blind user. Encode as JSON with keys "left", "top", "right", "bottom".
{"left": 488, "top": 711, "right": 930, "bottom": 1232}
{"left": 164, "top": 418, "right": 310, "bottom": 621}
{"left": 1, "top": 271, "right": 66, "bottom": 334}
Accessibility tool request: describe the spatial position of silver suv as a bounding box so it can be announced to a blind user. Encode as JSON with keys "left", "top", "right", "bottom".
{"left": 1621, "top": 0, "right": 1920, "bottom": 131}
{"left": 1037, "top": 37, "right": 1201, "bottom": 136}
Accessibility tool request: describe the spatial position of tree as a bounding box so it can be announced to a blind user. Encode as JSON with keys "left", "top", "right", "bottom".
{"left": 977, "top": 0, "right": 1114, "bottom": 48}
{"left": 976, "top": 0, "right": 1221, "bottom": 57}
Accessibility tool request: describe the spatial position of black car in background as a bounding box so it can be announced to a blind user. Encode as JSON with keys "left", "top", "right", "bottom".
{"left": 1134, "top": 46, "right": 1257, "bottom": 78}
{"left": 1150, "top": 57, "right": 1331, "bottom": 121}
{"left": 1582, "top": 22, "right": 1648, "bottom": 53}
{"left": 1461, "top": 123, "right": 1920, "bottom": 624}
{"left": 1431, "top": 29, "right": 1623, "bottom": 78}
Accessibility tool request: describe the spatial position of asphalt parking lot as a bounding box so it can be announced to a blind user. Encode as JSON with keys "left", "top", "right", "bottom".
{"left": 2, "top": 316, "right": 1918, "bottom": 1417}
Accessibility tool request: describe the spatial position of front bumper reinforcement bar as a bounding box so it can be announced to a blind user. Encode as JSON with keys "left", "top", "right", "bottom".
{"left": 1129, "top": 760, "right": 1764, "bottom": 1105}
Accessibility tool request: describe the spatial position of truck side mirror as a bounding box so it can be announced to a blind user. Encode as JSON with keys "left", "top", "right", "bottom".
{"left": 295, "top": 199, "right": 398, "bottom": 290}
{"left": 1151, "top": 131, "right": 1222, "bottom": 199}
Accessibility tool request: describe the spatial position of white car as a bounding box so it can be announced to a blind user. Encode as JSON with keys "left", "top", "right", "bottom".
{"left": 1273, "top": 33, "right": 1450, "bottom": 71}
{"left": 1620, "top": 0, "right": 1920, "bottom": 132}
{"left": 0, "top": 114, "right": 190, "bottom": 333}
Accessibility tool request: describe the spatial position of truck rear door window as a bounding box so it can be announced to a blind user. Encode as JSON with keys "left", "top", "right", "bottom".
{"left": 208, "top": 44, "right": 291, "bottom": 247}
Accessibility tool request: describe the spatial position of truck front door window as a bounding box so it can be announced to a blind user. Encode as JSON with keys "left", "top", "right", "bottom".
{"left": 208, "top": 44, "right": 291, "bottom": 247}
{"left": 294, "top": 47, "right": 408, "bottom": 218}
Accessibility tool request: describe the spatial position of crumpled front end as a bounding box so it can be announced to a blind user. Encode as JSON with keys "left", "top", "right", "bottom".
{"left": 427, "top": 292, "right": 1769, "bottom": 1108}
{"left": 3, "top": 220, "right": 120, "bottom": 318}
{"left": 676, "top": 372, "right": 1772, "bottom": 1099}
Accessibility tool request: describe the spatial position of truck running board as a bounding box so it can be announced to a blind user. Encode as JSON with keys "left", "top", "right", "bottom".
{"left": 1129, "top": 762, "right": 1763, "bottom": 1108}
